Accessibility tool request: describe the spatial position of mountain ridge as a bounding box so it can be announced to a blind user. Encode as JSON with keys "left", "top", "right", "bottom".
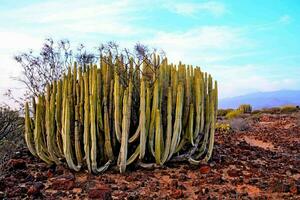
{"left": 219, "top": 90, "right": 300, "bottom": 109}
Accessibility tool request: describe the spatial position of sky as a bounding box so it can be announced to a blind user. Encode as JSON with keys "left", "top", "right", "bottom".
{"left": 0, "top": 0, "right": 300, "bottom": 106}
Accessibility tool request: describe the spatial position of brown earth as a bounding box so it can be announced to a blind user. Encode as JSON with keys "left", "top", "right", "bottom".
{"left": 0, "top": 113, "right": 299, "bottom": 199}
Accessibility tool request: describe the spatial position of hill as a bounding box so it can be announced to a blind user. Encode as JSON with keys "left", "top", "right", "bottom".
{"left": 219, "top": 90, "right": 300, "bottom": 109}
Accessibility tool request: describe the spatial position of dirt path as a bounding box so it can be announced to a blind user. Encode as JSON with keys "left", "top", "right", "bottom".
{"left": 0, "top": 113, "right": 299, "bottom": 199}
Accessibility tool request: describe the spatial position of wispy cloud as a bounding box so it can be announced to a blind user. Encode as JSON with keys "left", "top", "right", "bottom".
{"left": 0, "top": 0, "right": 298, "bottom": 105}
{"left": 0, "top": 31, "right": 40, "bottom": 107}
{"left": 143, "top": 26, "right": 252, "bottom": 64}
{"left": 166, "top": 1, "right": 227, "bottom": 17}
{"left": 0, "top": 31, "right": 42, "bottom": 52}
{"left": 278, "top": 14, "right": 292, "bottom": 24}
{"left": 208, "top": 64, "right": 300, "bottom": 98}
{"left": 1, "top": 0, "right": 146, "bottom": 36}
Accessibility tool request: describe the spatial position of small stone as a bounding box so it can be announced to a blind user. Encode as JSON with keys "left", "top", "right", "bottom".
{"left": 47, "top": 169, "right": 54, "bottom": 178}
{"left": 35, "top": 172, "right": 48, "bottom": 181}
{"left": 171, "top": 180, "right": 178, "bottom": 188}
{"left": 290, "top": 185, "right": 298, "bottom": 194}
{"left": 72, "top": 188, "right": 82, "bottom": 193}
{"left": 286, "top": 170, "right": 292, "bottom": 176}
{"left": 178, "top": 174, "right": 188, "bottom": 181}
{"left": 88, "top": 185, "right": 112, "bottom": 199}
{"left": 0, "top": 179, "right": 5, "bottom": 191}
{"left": 202, "top": 188, "right": 209, "bottom": 194}
{"left": 7, "top": 159, "right": 26, "bottom": 170}
{"left": 27, "top": 182, "right": 44, "bottom": 196}
{"left": 170, "top": 189, "right": 183, "bottom": 199}
{"left": 50, "top": 174, "right": 75, "bottom": 190}
{"left": 199, "top": 165, "right": 211, "bottom": 174}
{"left": 227, "top": 169, "right": 242, "bottom": 177}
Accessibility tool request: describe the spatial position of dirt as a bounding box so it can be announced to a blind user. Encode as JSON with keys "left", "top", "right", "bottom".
{"left": 0, "top": 113, "right": 300, "bottom": 199}
{"left": 243, "top": 136, "right": 276, "bottom": 151}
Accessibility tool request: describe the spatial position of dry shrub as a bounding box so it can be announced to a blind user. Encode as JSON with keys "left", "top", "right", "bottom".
{"left": 261, "top": 107, "right": 281, "bottom": 114}
{"left": 226, "top": 110, "right": 243, "bottom": 119}
{"left": 280, "top": 105, "right": 299, "bottom": 113}
{"left": 251, "top": 110, "right": 261, "bottom": 115}
{"left": 229, "top": 118, "right": 250, "bottom": 132}
{"left": 218, "top": 109, "right": 234, "bottom": 117}
{"left": 0, "top": 106, "right": 24, "bottom": 171}
{"left": 215, "top": 122, "right": 231, "bottom": 134}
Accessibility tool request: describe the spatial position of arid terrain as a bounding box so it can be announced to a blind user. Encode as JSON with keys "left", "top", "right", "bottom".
{"left": 0, "top": 112, "right": 299, "bottom": 199}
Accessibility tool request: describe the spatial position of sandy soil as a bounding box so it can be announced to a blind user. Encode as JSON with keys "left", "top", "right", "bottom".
{"left": 0, "top": 113, "right": 299, "bottom": 199}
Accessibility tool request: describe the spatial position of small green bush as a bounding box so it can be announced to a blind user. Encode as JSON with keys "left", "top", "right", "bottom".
{"left": 218, "top": 109, "right": 234, "bottom": 117}
{"left": 280, "top": 105, "right": 299, "bottom": 113}
{"left": 226, "top": 110, "right": 243, "bottom": 119}
{"left": 261, "top": 107, "right": 281, "bottom": 114}
{"left": 238, "top": 104, "right": 252, "bottom": 113}
{"left": 251, "top": 110, "right": 261, "bottom": 115}
{"left": 216, "top": 123, "right": 231, "bottom": 134}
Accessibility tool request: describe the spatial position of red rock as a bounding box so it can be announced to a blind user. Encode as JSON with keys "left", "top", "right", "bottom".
{"left": 7, "top": 187, "right": 21, "bottom": 198}
{"left": 0, "top": 179, "right": 5, "bottom": 190}
{"left": 227, "top": 169, "right": 242, "bottom": 177}
{"left": 170, "top": 189, "right": 183, "bottom": 199}
{"left": 27, "top": 186, "right": 38, "bottom": 196}
{"left": 88, "top": 185, "right": 112, "bottom": 199}
{"left": 171, "top": 180, "right": 178, "bottom": 188}
{"left": 50, "top": 175, "right": 75, "bottom": 190}
{"left": 125, "top": 175, "right": 135, "bottom": 182}
{"left": 7, "top": 159, "right": 26, "bottom": 170}
{"left": 199, "top": 165, "right": 211, "bottom": 174}
{"left": 290, "top": 185, "right": 298, "bottom": 194}
{"left": 47, "top": 169, "right": 54, "bottom": 178}
{"left": 27, "top": 182, "right": 44, "bottom": 196}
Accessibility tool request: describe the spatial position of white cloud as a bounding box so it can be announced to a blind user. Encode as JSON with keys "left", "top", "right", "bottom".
{"left": 0, "top": 31, "right": 42, "bottom": 51}
{"left": 166, "top": 1, "right": 227, "bottom": 17}
{"left": 2, "top": 0, "right": 144, "bottom": 36}
{"left": 278, "top": 15, "right": 291, "bottom": 24}
{"left": 0, "top": 31, "right": 43, "bottom": 106}
{"left": 207, "top": 64, "right": 300, "bottom": 98}
{"left": 143, "top": 26, "right": 252, "bottom": 64}
{"left": 0, "top": 0, "right": 297, "bottom": 105}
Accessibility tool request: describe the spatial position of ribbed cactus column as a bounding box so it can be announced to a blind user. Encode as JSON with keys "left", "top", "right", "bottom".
{"left": 24, "top": 55, "right": 218, "bottom": 173}
{"left": 25, "top": 102, "right": 36, "bottom": 157}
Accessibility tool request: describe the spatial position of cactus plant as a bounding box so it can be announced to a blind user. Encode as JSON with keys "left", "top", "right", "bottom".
{"left": 24, "top": 56, "right": 218, "bottom": 173}
{"left": 238, "top": 104, "right": 252, "bottom": 113}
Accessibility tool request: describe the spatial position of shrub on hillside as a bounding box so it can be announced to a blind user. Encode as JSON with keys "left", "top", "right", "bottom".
{"left": 226, "top": 110, "right": 243, "bottom": 119}
{"left": 280, "top": 105, "right": 299, "bottom": 113}
{"left": 230, "top": 118, "right": 250, "bottom": 132}
{"left": 218, "top": 109, "right": 234, "bottom": 117}
{"left": 216, "top": 122, "right": 231, "bottom": 134}
{"left": 261, "top": 107, "right": 281, "bottom": 114}
{"left": 0, "top": 106, "right": 23, "bottom": 141}
{"left": 251, "top": 110, "right": 261, "bottom": 115}
{"left": 0, "top": 106, "right": 24, "bottom": 171}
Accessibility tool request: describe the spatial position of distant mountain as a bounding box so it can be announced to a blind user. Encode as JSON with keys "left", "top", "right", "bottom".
{"left": 219, "top": 90, "right": 300, "bottom": 109}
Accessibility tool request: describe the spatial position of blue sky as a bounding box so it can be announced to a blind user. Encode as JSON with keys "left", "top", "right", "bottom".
{"left": 0, "top": 0, "right": 299, "bottom": 105}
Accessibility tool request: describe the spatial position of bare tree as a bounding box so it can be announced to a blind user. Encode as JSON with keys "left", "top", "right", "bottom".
{"left": 7, "top": 38, "right": 96, "bottom": 108}
{"left": 7, "top": 38, "right": 165, "bottom": 109}
{"left": 98, "top": 41, "right": 166, "bottom": 86}
{"left": 76, "top": 44, "right": 96, "bottom": 66}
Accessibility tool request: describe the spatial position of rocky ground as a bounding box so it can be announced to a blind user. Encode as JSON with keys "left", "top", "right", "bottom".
{"left": 0, "top": 113, "right": 300, "bottom": 199}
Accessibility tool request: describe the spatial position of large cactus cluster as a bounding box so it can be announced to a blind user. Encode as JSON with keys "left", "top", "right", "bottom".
{"left": 24, "top": 55, "right": 218, "bottom": 173}
{"left": 238, "top": 104, "right": 252, "bottom": 114}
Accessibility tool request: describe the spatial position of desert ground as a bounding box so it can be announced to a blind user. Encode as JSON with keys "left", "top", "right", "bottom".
{"left": 0, "top": 112, "right": 299, "bottom": 199}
